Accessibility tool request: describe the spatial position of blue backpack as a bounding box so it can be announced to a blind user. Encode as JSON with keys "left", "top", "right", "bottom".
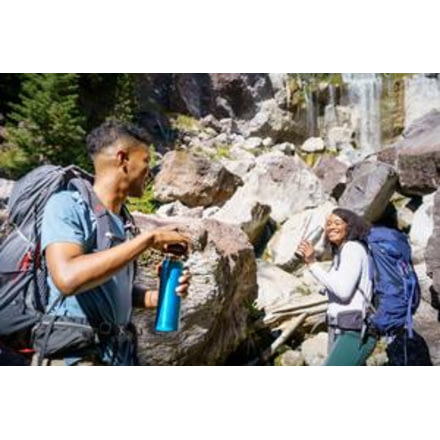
{"left": 364, "top": 226, "right": 421, "bottom": 338}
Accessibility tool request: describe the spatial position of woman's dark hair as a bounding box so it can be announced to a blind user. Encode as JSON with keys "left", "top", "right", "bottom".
{"left": 327, "top": 208, "right": 371, "bottom": 254}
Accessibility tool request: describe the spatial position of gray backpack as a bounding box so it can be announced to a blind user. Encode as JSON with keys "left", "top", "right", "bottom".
{"left": 0, "top": 165, "right": 137, "bottom": 348}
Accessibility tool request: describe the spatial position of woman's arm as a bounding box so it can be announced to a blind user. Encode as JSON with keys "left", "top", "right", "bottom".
{"left": 308, "top": 242, "right": 364, "bottom": 301}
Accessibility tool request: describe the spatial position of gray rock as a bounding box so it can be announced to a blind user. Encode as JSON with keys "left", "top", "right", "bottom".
{"left": 239, "top": 99, "right": 305, "bottom": 143}
{"left": 132, "top": 213, "right": 257, "bottom": 365}
{"left": 219, "top": 152, "right": 327, "bottom": 225}
{"left": 154, "top": 151, "right": 243, "bottom": 208}
{"left": 278, "top": 350, "right": 305, "bottom": 366}
{"left": 219, "top": 118, "right": 238, "bottom": 134}
{"left": 156, "top": 201, "right": 204, "bottom": 219}
{"left": 229, "top": 145, "right": 255, "bottom": 161}
{"left": 313, "top": 154, "right": 349, "bottom": 198}
{"left": 301, "top": 137, "right": 325, "bottom": 153}
{"left": 242, "top": 137, "right": 263, "bottom": 151}
{"left": 426, "top": 187, "right": 440, "bottom": 291}
{"left": 219, "top": 158, "right": 256, "bottom": 179}
{"left": 301, "top": 332, "right": 328, "bottom": 366}
{"left": 410, "top": 194, "right": 434, "bottom": 264}
{"left": 339, "top": 160, "right": 398, "bottom": 222}
{"left": 214, "top": 133, "right": 228, "bottom": 145}
{"left": 213, "top": 201, "right": 271, "bottom": 245}
{"left": 266, "top": 201, "right": 336, "bottom": 272}
{"left": 392, "top": 110, "right": 440, "bottom": 195}
{"left": 272, "top": 142, "right": 295, "bottom": 156}
{"left": 262, "top": 137, "right": 274, "bottom": 148}
{"left": 256, "top": 260, "right": 315, "bottom": 311}
{"left": 200, "top": 115, "right": 221, "bottom": 132}
{"left": 0, "top": 178, "right": 14, "bottom": 209}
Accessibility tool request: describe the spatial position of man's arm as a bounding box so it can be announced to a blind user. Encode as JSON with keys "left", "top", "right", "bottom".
{"left": 132, "top": 284, "right": 158, "bottom": 308}
{"left": 45, "top": 229, "right": 190, "bottom": 296}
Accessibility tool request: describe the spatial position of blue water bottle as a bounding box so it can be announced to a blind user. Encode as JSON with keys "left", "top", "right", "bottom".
{"left": 155, "top": 246, "right": 185, "bottom": 332}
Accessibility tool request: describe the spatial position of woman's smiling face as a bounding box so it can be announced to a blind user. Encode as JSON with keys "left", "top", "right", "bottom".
{"left": 325, "top": 213, "right": 348, "bottom": 247}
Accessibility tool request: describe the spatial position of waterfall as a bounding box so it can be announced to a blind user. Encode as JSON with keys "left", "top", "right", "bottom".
{"left": 342, "top": 73, "right": 382, "bottom": 155}
{"left": 305, "top": 88, "right": 317, "bottom": 137}
{"left": 324, "top": 84, "right": 338, "bottom": 126}
{"left": 405, "top": 74, "right": 440, "bottom": 129}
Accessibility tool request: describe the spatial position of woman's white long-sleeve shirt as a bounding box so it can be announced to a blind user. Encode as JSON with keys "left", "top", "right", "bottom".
{"left": 308, "top": 241, "right": 372, "bottom": 319}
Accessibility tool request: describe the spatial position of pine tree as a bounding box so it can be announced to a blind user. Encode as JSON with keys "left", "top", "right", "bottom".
{"left": 7, "top": 73, "right": 90, "bottom": 170}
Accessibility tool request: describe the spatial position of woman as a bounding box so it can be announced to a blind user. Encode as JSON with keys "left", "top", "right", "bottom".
{"left": 296, "top": 208, "right": 376, "bottom": 366}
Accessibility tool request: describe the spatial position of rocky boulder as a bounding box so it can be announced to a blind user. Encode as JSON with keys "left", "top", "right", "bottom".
{"left": 238, "top": 99, "right": 306, "bottom": 144}
{"left": 0, "top": 178, "right": 14, "bottom": 208}
{"left": 156, "top": 201, "right": 204, "bottom": 219}
{"left": 219, "top": 157, "right": 256, "bottom": 180}
{"left": 301, "top": 137, "right": 325, "bottom": 153}
{"left": 0, "top": 179, "right": 14, "bottom": 228}
{"left": 425, "top": 187, "right": 440, "bottom": 292}
{"left": 381, "top": 110, "right": 440, "bottom": 196}
{"left": 154, "top": 151, "right": 242, "bottom": 208}
{"left": 277, "top": 350, "right": 305, "bottom": 366}
{"left": 409, "top": 194, "right": 434, "bottom": 264}
{"left": 300, "top": 332, "right": 328, "bottom": 366}
{"left": 210, "top": 73, "right": 274, "bottom": 120}
{"left": 131, "top": 213, "right": 257, "bottom": 365}
{"left": 213, "top": 201, "right": 271, "bottom": 245}
{"left": 217, "top": 152, "right": 327, "bottom": 226}
{"left": 313, "top": 154, "right": 349, "bottom": 199}
{"left": 266, "top": 201, "right": 336, "bottom": 272}
{"left": 255, "top": 260, "right": 327, "bottom": 331}
{"left": 338, "top": 160, "right": 398, "bottom": 222}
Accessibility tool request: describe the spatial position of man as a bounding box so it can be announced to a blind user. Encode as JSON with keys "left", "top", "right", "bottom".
{"left": 33, "top": 120, "right": 191, "bottom": 365}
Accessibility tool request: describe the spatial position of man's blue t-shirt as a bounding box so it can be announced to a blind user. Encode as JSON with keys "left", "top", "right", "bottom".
{"left": 40, "top": 190, "right": 135, "bottom": 364}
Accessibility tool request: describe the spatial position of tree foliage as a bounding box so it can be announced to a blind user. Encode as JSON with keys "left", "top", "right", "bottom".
{"left": 6, "top": 73, "right": 89, "bottom": 171}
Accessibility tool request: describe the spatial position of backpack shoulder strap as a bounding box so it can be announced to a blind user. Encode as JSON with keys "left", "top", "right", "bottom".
{"left": 67, "top": 178, "right": 113, "bottom": 250}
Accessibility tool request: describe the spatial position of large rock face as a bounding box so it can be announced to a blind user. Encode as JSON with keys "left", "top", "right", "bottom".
{"left": 410, "top": 194, "right": 434, "bottom": 264}
{"left": 338, "top": 160, "right": 398, "bottom": 222}
{"left": 0, "top": 178, "right": 14, "bottom": 228}
{"left": 0, "top": 178, "right": 14, "bottom": 209}
{"left": 216, "top": 152, "right": 327, "bottom": 226}
{"left": 380, "top": 110, "right": 440, "bottom": 196}
{"left": 313, "top": 155, "right": 349, "bottom": 199}
{"left": 266, "top": 201, "right": 336, "bottom": 272}
{"left": 238, "top": 99, "right": 305, "bottom": 143}
{"left": 210, "top": 73, "right": 274, "bottom": 120}
{"left": 425, "top": 187, "right": 440, "bottom": 292}
{"left": 213, "top": 201, "right": 271, "bottom": 245}
{"left": 154, "top": 151, "right": 242, "bottom": 207}
{"left": 131, "top": 213, "right": 257, "bottom": 365}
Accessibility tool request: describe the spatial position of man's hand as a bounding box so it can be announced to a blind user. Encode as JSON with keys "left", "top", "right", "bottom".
{"left": 150, "top": 227, "right": 191, "bottom": 254}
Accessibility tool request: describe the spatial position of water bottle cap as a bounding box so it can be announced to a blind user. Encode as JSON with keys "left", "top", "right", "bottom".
{"left": 164, "top": 243, "right": 187, "bottom": 258}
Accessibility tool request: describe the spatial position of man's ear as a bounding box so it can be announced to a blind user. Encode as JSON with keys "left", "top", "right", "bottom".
{"left": 116, "top": 150, "right": 128, "bottom": 166}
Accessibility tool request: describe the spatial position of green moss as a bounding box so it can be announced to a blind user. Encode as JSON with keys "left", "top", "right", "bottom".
{"left": 297, "top": 150, "right": 321, "bottom": 168}
{"left": 170, "top": 113, "right": 200, "bottom": 133}
{"left": 213, "top": 144, "right": 232, "bottom": 160}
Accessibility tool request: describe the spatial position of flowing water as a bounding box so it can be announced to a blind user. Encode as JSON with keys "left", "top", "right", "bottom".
{"left": 342, "top": 73, "right": 382, "bottom": 155}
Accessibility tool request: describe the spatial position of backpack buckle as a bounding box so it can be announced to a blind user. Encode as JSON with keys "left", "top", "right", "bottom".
{"left": 98, "top": 322, "right": 114, "bottom": 336}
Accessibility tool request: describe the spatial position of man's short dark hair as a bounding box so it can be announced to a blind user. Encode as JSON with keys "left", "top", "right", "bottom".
{"left": 86, "top": 120, "right": 153, "bottom": 157}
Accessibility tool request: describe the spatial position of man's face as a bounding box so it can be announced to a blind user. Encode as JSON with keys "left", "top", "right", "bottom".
{"left": 124, "top": 141, "right": 152, "bottom": 198}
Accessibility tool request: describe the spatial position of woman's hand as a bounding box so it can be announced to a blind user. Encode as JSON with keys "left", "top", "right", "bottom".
{"left": 295, "top": 240, "right": 316, "bottom": 265}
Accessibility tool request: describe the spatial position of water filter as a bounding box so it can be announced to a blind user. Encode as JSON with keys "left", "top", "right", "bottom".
{"left": 155, "top": 255, "right": 184, "bottom": 332}
{"left": 294, "top": 225, "right": 324, "bottom": 259}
